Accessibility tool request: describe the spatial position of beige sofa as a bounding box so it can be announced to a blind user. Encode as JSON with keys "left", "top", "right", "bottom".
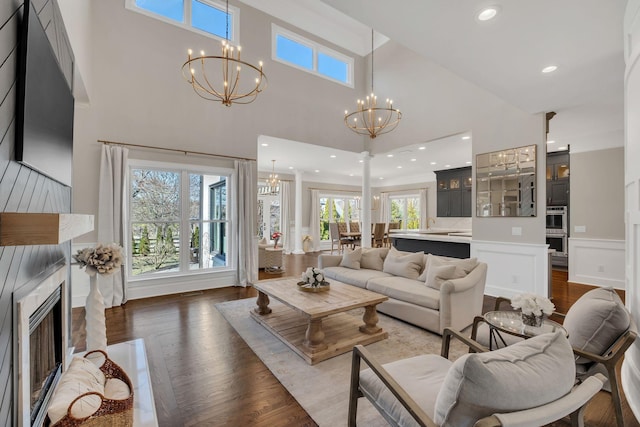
{"left": 318, "top": 247, "right": 487, "bottom": 335}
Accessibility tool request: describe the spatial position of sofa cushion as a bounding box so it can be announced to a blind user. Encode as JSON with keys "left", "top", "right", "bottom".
{"left": 418, "top": 254, "right": 478, "bottom": 282}
{"left": 340, "top": 248, "right": 362, "bottom": 269}
{"left": 563, "top": 287, "right": 630, "bottom": 364}
{"left": 382, "top": 248, "right": 424, "bottom": 280}
{"left": 367, "top": 276, "right": 440, "bottom": 310}
{"left": 360, "top": 247, "right": 389, "bottom": 271}
{"left": 425, "top": 261, "right": 466, "bottom": 291}
{"left": 434, "top": 331, "right": 576, "bottom": 427}
{"left": 360, "top": 354, "right": 452, "bottom": 426}
{"left": 322, "top": 266, "right": 392, "bottom": 289}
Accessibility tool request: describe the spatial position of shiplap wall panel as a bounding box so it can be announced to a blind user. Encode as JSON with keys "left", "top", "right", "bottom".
{"left": 0, "top": 0, "right": 74, "bottom": 423}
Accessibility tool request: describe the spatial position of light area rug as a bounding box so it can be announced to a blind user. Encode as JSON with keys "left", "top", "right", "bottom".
{"left": 215, "top": 298, "right": 468, "bottom": 427}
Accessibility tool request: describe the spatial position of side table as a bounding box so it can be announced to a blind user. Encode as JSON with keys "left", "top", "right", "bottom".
{"left": 483, "top": 310, "right": 567, "bottom": 350}
{"left": 264, "top": 247, "right": 284, "bottom": 274}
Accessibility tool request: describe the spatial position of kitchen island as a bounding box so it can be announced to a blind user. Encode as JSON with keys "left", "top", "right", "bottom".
{"left": 391, "top": 230, "right": 471, "bottom": 258}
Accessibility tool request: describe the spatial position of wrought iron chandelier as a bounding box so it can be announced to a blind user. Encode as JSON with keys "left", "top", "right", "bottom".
{"left": 182, "top": 0, "right": 267, "bottom": 106}
{"left": 344, "top": 30, "right": 401, "bottom": 138}
{"left": 265, "top": 160, "right": 280, "bottom": 193}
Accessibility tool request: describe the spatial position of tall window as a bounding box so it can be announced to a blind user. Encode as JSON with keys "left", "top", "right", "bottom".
{"left": 126, "top": 0, "right": 239, "bottom": 43}
{"left": 390, "top": 195, "right": 420, "bottom": 230}
{"left": 319, "top": 195, "right": 360, "bottom": 241}
{"left": 272, "top": 24, "right": 353, "bottom": 87}
{"left": 129, "top": 164, "right": 233, "bottom": 278}
{"left": 257, "top": 193, "right": 280, "bottom": 240}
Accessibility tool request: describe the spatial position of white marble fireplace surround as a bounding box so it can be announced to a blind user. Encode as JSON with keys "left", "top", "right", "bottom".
{"left": 14, "top": 265, "right": 69, "bottom": 427}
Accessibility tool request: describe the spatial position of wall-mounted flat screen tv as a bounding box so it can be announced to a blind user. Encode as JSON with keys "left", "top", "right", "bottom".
{"left": 15, "top": 0, "right": 74, "bottom": 187}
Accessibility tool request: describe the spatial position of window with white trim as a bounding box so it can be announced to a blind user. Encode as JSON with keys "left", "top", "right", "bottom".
{"left": 126, "top": 0, "right": 240, "bottom": 43}
{"left": 272, "top": 24, "right": 354, "bottom": 87}
{"left": 390, "top": 195, "right": 420, "bottom": 230}
{"left": 319, "top": 195, "right": 361, "bottom": 241}
{"left": 129, "top": 162, "right": 234, "bottom": 279}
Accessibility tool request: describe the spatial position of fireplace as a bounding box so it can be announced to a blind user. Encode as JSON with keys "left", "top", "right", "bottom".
{"left": 15, "top": 265, "right": 69, "bottom": 427}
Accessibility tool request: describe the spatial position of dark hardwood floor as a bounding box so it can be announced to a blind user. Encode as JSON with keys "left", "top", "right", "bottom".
{"left": 71, "top": 253, "right": 638, "bottom": 427}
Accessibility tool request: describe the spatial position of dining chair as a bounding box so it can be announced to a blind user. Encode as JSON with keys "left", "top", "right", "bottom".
{"left": 329, "top": 222, "right": 340, "bottom": 254}
{"left": 372, "top": 223, "right": 385, "bottom": 248}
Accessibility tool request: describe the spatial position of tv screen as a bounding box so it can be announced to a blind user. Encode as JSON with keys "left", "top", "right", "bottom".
{"left": 16, "top": 0, "right": 74, "bottom": 187}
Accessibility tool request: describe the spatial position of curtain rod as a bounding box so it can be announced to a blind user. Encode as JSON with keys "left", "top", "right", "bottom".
{"left": 98, "top": 139, "right": 256, "bottom": 162}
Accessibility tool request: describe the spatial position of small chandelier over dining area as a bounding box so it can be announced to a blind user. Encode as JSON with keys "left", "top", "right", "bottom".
{"left": 264, "top": 160, "right": 280, "bottom": 193}
{"left": 344, "top": 29, "right": 401, "bottom": 138}
{"left": 181, "top": 0, "right": 267, "bottom": 106}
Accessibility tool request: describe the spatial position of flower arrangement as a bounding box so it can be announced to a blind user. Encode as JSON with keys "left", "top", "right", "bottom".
{"left": 73, "top": 243, "right": 124, "bottom": 276}
{"left": 271, "top": 231, "right": 282, "bottom": 248}
{"left": 511, "top": 293, "right": 555, "bottom": 326}
{"left": 300, "top": 267, "right": 327, "bottom": 288}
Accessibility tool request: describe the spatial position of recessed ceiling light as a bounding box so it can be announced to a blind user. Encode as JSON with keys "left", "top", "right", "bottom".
{"left": 315, "top": 169, "right": 320, "bottom": 173}
{"left": 410, "top": 158, "right": 417, "bottom": 162}
{"left": 379, "top": 177, "right": 384, "bottom": 180}
{"left": 261, "top": 143, "right": 268, "bottom": 147}
{"left": 387, "top": 154, "right": 394, "bottom": 158}
{"left": 359, "top": 159, "right": 363, "bottom": 163}
{"left": 430, "top": 162, "right": 437, "bottom": 165}
{"left": 349, "top": 174, "right": 354, "bottom": 177}
{"left": 547, "top": 140, "right": 556, "bottom": 144}
{"left": 419, "top": 146, "right": 426, "bottom": 150}
{"left": 477, "top": 7, "right": 499, "bottom": 21}
{"left": 445, "top": 164, "right": 451, "bottom": 168}
{"left": 466, "top": 161, "right": 472, "bottom": 164}
{"left": 462, "top": 136, "right": 471, "bottom": 140}
{"left": 288, "top": 166, "right": 294, "bottom": 169}
{"left": 397, "top": 166, "right": 403, "bottom": 169}
{"left": 330, "top": 155, "right": 337, "bottom": 158}
{"left": 542, "top": 65, "right": 558, "bottom": 73}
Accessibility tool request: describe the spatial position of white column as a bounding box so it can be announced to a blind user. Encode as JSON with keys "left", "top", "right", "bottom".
{"left": 293, "top": 170, "right": 305, "bottom": 254}
{"left": 361, "top": 151, "right": 372, "bottom": 248}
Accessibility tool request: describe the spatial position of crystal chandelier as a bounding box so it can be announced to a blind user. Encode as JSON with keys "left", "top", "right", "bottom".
{"left": 265, "top": 160, "right": 280, "bottom": 193}
{"left": 345, "top": 30, "right": 401, "bottom": 138}
{"left": 182, "top": 0, "right": 267, "bottom": 106}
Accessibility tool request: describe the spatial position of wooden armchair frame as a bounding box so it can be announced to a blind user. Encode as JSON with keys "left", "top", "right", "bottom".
{"left": 348, "top": 328, "right": 604, "bottom": 427}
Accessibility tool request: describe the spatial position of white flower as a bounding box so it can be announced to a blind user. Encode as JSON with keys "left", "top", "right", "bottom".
{"left": 511, "top": 293, "right": 555, "bottom": 316}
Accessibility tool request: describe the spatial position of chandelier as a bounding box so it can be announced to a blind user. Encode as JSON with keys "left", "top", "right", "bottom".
{"left": 265, "top": 160, "right": 280, "bottom": 193}
{"left": 181, "top": 0, "right": 267, "bottom": 106}
{"left": 344, "top": 30, "right": 401, "bottom": 138}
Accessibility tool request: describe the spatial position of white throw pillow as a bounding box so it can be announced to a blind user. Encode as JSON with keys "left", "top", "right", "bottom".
{"left": 360, "top": 247, "right": 389, "bottom": 271}
{"left": 104, "top": 378, "right": 131, "bottom": 400}
{"left": 382, "top": 247, "right": 424, "bottom": 280}
{"left": 425, "top": 263, "right": 465, "bottom": 290}
{"left": 340, "top": 248, "right": 362, "bottom": 269}
{"left": 418, "top": 254, "right": 478, "bottom": 282}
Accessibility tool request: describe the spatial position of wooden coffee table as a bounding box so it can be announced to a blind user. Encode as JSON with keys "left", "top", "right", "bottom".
{"left": 251, "top": 277, "right": 389, "bottom": 364}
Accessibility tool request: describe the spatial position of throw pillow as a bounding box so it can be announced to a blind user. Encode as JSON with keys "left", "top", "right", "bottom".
{"left": 434, "top": 331, "right": 575, "bottom": 427}
{"left": 425, "top": 263, "right": 466, "bottom": 290}
{"left": 563, "top": 287, "right": 631, "bottom": 364}
{"left": 340, "top": 248, "right": 362, "bottom": 269}
{"left": 360, "top": 247, "right": 389, "bottom": 271}
{"left": 418, "top": 254, "right": 478, "bottom": 282}
{"left": 104, "top": 378, "right": 131, "bottom": 400}
{"left": 382, "top": 247, "right": 424, "bottom": 280}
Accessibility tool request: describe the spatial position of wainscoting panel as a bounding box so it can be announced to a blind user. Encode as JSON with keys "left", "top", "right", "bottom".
{"left": 470, "top": 240, "right": 550, "bottom": 298}
{"left": 568, "top": 238, "right": 625, "bottom": 289}
{"left": 0, "top": 1, "right": 74, "bottom": 424}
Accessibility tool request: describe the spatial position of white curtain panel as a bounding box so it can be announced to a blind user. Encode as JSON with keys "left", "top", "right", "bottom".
{"left": 419, "top": 188, "right": 428, "bottom": 229}
{"left": 97, "top": 144, "right": 129, "bottom": 308}
{"left": 280, "top": 181, "right": 292, "bottom": 254}
{"left": 379, "top": 193, "right": 390, "bottom": 223}
{"left": 236, "top": 160, "right": 257, "bottom": 286}
{"left": 310, "top": 189, "right": 321, "bottom": 251}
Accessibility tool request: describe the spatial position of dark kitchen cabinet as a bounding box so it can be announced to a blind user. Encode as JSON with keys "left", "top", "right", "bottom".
{"left": 436, "top": 167, "right": 472, "bottom": 217}
{"left": 546, "top": 152, "right": 569, "bottom": 206}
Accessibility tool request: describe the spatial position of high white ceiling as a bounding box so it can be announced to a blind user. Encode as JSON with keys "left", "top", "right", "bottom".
{"left": 246, "top": 0, "right": 626, "bottom": 180}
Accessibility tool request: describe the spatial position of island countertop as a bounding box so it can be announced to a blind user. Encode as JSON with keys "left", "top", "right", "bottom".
{"left": 391, "top": 232, "right": 472, "bottom": 244}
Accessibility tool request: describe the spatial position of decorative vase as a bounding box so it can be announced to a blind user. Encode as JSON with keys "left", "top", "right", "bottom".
{"left": 521, "top": 312, "right": 543, "bottom": 327}
{"left": 274, "top": 238, "right": 279, "bottom": 249}
{"left": 85, "top": 275, "right": 107, "bottom": 352}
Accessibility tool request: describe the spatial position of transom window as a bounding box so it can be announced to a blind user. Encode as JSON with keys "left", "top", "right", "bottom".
{"left": 126, "top": 0, "right": 239, "bottom": 43}
{"left": 272, "top": 24, "right": 354, "bottom": 87}
{"left": 390, "top": 195, "right": 421, "bottom": 230}
{"left": 129, "top": 162, "right": 233, "bottom": 279}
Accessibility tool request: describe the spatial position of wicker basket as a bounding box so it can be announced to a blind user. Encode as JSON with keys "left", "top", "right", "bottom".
{"left": 51, "top": 350, "right": 134, "bottom": 427}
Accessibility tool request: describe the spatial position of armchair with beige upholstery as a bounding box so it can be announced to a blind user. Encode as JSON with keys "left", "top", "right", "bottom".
{"left": 470, "top": 287, "right": 637, "bottom": 427}
{"left": 349, "top": 329, "right": 606, "bottom": 427}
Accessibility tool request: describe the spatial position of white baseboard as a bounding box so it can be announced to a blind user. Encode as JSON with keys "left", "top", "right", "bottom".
{"left": 127, "top": 271, "right": 237, "bottom": 301}
{"left": 568, "top": 238, "right": 625, "bottom": 289}
{"left": 471, "top": 240, "right": 550, "bottom": 298}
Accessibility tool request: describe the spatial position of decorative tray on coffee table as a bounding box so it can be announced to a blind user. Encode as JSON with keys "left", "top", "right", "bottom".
{"left": 296, "top": 281, "right": 330, "bottom": 293}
